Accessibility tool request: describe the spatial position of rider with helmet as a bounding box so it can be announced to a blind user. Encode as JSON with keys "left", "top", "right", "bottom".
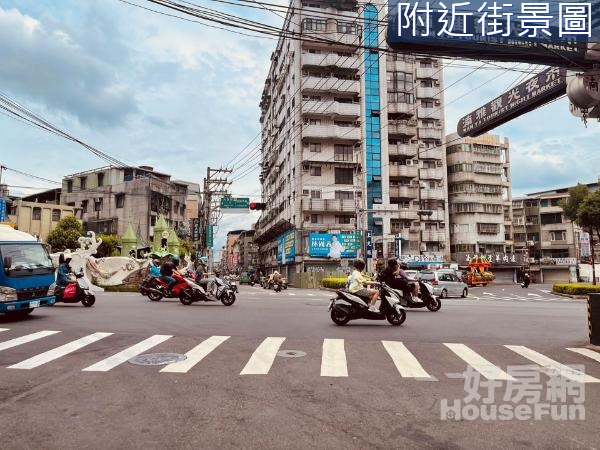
{"left": 160, "top": 257, "right": 181, "bottom": 295}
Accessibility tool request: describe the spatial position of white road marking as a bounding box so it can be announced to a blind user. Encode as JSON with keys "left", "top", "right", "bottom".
{"left": 161, "top": 336, "right": 230, "bottom": 373}
{"left": 321, "top": 338, "right": 348, "bottom": 377}
{"left": 307, "top": 294, "right": 315, "bottom": 297}
{"left": 288, "top": 293, "right": 296, "bottom": 296}
{"left": 0, "top": 328, "right": 8, "bottom": 333}
{"left": 9, "top": 332, "right": 113, "bottom": 369}
{"left": 0, "top": 330, "right": 61, "bottom": 352}
{"left": 82, "top": 335, "right": 173, "bottom": 372}
{"left": 483, "top": 292, "right": 495, "bottom": 296}
{"left": 567, "top": 348, "right": 600, "bottom": 364}
{"left": 444, "top": 343, "right": 514, "bottom": 381}
{"left": 240, "top": 337, "right": 286, "bottom": 375}
{"left": 382, "top": 341, "right": 431, "bottom": 379}
{"left": 505, "top": 345, "right": 600, "bottom": 383}
{"left": 527, "top": 293, "right": 542, "bottom": 297}
{"left": 540, "top": 289, "right": 551, "bottom": 294}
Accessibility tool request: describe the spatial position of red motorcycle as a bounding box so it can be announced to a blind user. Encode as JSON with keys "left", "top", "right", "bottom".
{"left": 145, "top": 273, "right": 190, "bottom": 302}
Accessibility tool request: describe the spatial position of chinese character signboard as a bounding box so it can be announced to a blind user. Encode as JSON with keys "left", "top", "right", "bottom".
{"left": 0, "top": 198, "right": 6, "bottom": 223}
{"left": 277, "top": 230, "right": 296, "bottom": 265}
{"left": 580, "top": 232, "right": 592, "bottom": 257}
{"left": 205, "top": 225, "right": 214, "bottom": 248}
{"left": 309, "top": 232, "right": 361, "bottom": 259}
{"left": 399, "top": 254, "right": 445, "bottom": 264}
{"left": 388, "top": 0, "right": 600, "bottom": 69}
{"left": 458, "top": 68, "right": 567, "bottom": 137}
{"left": 457, "top": 252, "right": 526, "bottom": 266}
{"left": 192, "top": 219, "right": 200, "bottom": 241}
{"left": 220, "top": 197, "right": 250, "bottom": 214}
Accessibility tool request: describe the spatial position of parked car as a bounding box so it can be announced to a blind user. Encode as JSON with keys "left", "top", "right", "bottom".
{"left": 417, "top": 270, "right": 468, "bottom": 298}
{"left": 239, "top": 272, "right": 252, "bottom": 285}
{"left": 437, "top": 268, "right": 468, "bottom": 284}
{"left": 404, "top": 270, "right": 419, "bottom": 279}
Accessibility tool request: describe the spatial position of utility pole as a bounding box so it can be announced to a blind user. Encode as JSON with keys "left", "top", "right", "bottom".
{"left": 202, "top": 167, "right": 232, "bottom": 273}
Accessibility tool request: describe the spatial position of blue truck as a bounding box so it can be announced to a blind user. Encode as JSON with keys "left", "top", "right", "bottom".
{"left": 0, "top": 225, "right": 56, "bottom": 318}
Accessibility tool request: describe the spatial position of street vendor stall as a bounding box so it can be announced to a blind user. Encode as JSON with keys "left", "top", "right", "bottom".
{"left": 467, "top": 255, "right": 495, "bottom": 287}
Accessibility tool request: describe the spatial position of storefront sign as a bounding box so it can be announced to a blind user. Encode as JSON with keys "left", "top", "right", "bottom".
{"left": 580, "top": 232, "right": 591, "bottom": 257}
{"left": 277, "top": 230, "right": 296, "bottom": 265}
{"left": 0, "top": 198, "right": 6, "bottom": 222}
{"left": 458, "top": 252, "right": 525, "bottom": 266}
{"left": 309, "top": 232, "right": 361, "bottom": 258}
{"left": 540, "top": 257, "right": 578, "bottom": 266}
{"left": 400, "top": 254, "right": 445, "bottom": 264}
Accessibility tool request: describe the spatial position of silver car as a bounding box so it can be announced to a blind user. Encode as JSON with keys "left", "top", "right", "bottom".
{"left": 417, "top": 270, "right": 469, "bottom": 298}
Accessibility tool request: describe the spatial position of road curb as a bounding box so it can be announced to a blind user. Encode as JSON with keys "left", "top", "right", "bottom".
{"left": 550, "top": 292, "right": 589, "bottom": 300}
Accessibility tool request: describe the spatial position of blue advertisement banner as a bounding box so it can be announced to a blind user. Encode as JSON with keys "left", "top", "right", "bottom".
{"left": 309, "top": 232, "right": 361, "bottom": 259}
{"left": 0, "top": 198, "right": 6, "bottom": 222}
{"left": 277, "top": 230, "right": 296, "bottom": 265}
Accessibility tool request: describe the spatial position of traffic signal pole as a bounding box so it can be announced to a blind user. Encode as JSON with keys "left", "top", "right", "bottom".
{"left": 202, "top": 167, "right": 232, "bottom": 273}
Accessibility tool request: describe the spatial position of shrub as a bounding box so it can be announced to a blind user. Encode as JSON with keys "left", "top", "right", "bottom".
{"left": 553, "top": 284, "right": 600, "bottom": 296}
{"left": 322, "top": 277, "right": 349, "bottom": 289}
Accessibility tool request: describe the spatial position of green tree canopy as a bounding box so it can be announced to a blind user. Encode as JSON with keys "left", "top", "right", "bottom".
{"left": 560, "top": 183, "right": 590, "bottom": 223}
{"left": 577, "top": 190, "right": 600, "bottom": 240}
{"left": 46, "top": 216, "right": 83, "bottom": 252}
{"left": 96, "top": 234, "right": 122, "bottom": 258}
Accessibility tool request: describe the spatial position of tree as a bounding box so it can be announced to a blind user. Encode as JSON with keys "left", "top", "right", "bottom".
{"left": 560, "top": 183, "right": 590, "bottom": 222}
{"left": 179, "top": 239, "right": 195, "bottom": 260}
{"left": 96, "top": 234, "right": 122, "bottom": 258}
{"left": 46, "top": 216, "right": 83, "bottom": 252}
{"left": 577, "top": 190, "right": 600, "bottom": 243}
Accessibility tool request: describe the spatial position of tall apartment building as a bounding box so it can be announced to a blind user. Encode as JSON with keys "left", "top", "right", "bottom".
{"left": 255, "top": 0, "right": 449, "bottom": 283}
{"left": 61, "top": 166, "right": 189, "bottom": 242}
{"left": 446, "top": 134, "right": 514, "bottom": 274}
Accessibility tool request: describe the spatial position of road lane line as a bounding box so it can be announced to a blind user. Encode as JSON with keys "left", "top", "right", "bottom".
{"left": 0, "top": 328, "right": 8, "bottom": 333}
{"left": 505, "top": 345, "right": 600, "bottom": 383}
{"left": 240, "top": 337, "right": 286, "bottom": 375}
{"left": 307, "top": 294, "right": 315, "bottom": 296}
{"left": 161, "top": 336, "right": 230, "bottom": 373}
{"left": 482, "top": 292, "right": 495, "bottom": 296}
{"left": 0, "top": 330, "right": 61, "bottom": 352}
{"left": 567, "top": 348, "right": 600, "bottom": 364}
{"left": 82, "top": 335, "right": 173, "bottom": 372}
{"left": 288, "top": 293, "right": 296, "bottom": 296}
{"left": 527, "top": 293, "right": 542, "bottom": 297}
{"left": 444, "top": 343, "right": 514, "bottom": 381}
{"left": 9, "top": 332, "right": 113, "bottom": 369}
{"left": 321, "top": 338, "right": 347, "bottom": 377}
{"left": 382, "top": 341, "right": 431, "bottom": 379}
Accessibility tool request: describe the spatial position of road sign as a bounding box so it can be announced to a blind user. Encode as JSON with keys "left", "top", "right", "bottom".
{"left": 192, "top": 219, "right": 200, "bottom": 241}
{"left": 457, "top": 68, "right": 567, "bottom": 137}
{"left": 220, "top": 197, "right": 250, "bottom": 213}
{"left": 0, "top": 198, "right": 6, "bottom": 222}
{"left": 387, "top": 0, "right": 600, "bottom": 69}
{"left": 366, "top": 231, "right": 373, "bottom": 259}
{"left": 206, "top": 225, "right": 214, "bottom": 248}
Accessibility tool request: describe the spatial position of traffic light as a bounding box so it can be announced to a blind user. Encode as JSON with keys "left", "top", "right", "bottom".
{"left": 249, "top": 202, "right": 267, "bottom": 211}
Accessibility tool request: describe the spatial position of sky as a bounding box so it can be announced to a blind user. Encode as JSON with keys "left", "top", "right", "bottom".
{"left": 1, "top": 1, "right": 599, "bottom": 257}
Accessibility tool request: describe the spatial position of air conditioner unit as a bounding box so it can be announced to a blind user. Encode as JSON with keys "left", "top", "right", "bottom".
{"left": 434, "top": 100, "right": 441, "bottom": 106}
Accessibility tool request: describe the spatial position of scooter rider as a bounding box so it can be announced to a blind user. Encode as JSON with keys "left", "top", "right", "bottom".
{"left": 160, "top": 257, "right": 181, "bottom": 295}
{"left": 349, "top": 260, "right": 379, "bottom": 312}
{"left": 398, "top": 262, "right": 419, "bottom": 300}
{"left": 56, "top": 254, "right": 73, "bottom": 288}
{"left": 523, "top": 272, "right": 531, "bottom": 288}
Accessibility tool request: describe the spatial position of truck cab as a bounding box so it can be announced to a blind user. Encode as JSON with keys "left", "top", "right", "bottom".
{"left": 0, "top": 225, "right": 56, "bottom": 318}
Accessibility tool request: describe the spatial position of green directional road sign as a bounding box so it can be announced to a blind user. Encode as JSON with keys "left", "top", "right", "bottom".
{"left": 206, "top": 225, "right": 214, "bottom": 248}
{"left": 220, "top": 197, "right": 250, "bottom": 213}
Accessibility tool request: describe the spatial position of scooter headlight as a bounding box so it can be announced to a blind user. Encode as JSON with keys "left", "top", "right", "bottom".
{"left": 0, "top": 286, "right": 18, "bottom": 302}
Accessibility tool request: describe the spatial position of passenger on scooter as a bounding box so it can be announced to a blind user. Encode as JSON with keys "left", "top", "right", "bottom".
{"left": 160, "top": 257, "right": 181, "bottom": 295}
{"left": 149, "top": 259, "right": 161, "bottom": 278}
{"left": 349, "top": 260, "right": 379, "bottom": 312}
{"left": 56, "top": 254, "right": 73, "bottom": 288}
{"left": 195, "top": 262, "right": 206, "bottom": 281}
{"left": 380, "top": 259, "right": 403, "bottom": 289}
{"left": 398, "top": 262, "right": 419, "bottom": 300}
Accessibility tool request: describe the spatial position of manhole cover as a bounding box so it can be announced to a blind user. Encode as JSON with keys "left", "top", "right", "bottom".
{"left": 277, "top": 350, "right": 306, "bottom": 358}
{"left": 128, "top": 353, "right": 187, "bottom": 366}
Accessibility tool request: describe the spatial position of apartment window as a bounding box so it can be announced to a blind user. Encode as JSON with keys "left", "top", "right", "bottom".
{"left": 387, "top": 71, "right": 413, "bottom": 91}
{"left": 421, "top": 99, "right": 434, "bottom": 108}
{"left": 97, "top": 173, "right": 105, "bottom": 187}
{"left": 334, "top": 168, "right": 353, "bottom": 184}
{"left": 309, "top": 143, "right": 321, "bottom": 153}
{"left": 388, "top": 91, "right": 414, "bottom": 104}
{"left": 52, "top": 209, "right": 61, "bottom": 222}
{"left": 310, "top": 214, "right": 322, "bottom": 224}
{"left": 335, "top": 215, "right": 352, "bottom": 224}
{"left": 32, "top": 207, "right": 42, "bottom": 221}
{"left": 116, "top": 194, "right": 125, "bottom": 209}
{"left": 477, "top": 223, "right": 500, "bottom": 234}
{"left": 94, "top": 198, "right": 103, "bottom": 212}
{"left": 334, "top": 145, "right": 353, "bottom": 161}
{"left": 420, "top": 79, "right": 434, "bottom": 87}
{"left": 67, "top": 180, "right": 73, "bottom": 193}
{"left": 419, "top": 60, "right": 433, "bottom": 68}
{"left": 80, "top": 176, "right": 87, "bottom": 190}
{"left": 310, "top": 190, "right": 321, "bottom": 199}
{"left": 334, "top": 121, "right": 353, "bottom": 127}
{"left": 422, "top": 119, "right": 436, "bottom": 128}
{"left": 304, "top": 118, "right": 321, "bottom": 125}
{"left": 81, "top": 200, "right": 88, "bottom": 213}
{"left": 309, "top": 166, "right": 321, "bottom": 176}
{"left": 335, "top": 191, "right": 354, "bottom": 200}
{"left": 303, "top": 18, "right": 327, "bottom": 31}
{"left": 550, "top": 230, "right": 567, "bottom": 241}
{"left": 541, "top": 213, "right": 562, "bottom": 224}
{"left": 337, "top": 21, "right": 358, "bottom": 34}
{"left": 180, "top": 205, "right": 185, "bottom": 216}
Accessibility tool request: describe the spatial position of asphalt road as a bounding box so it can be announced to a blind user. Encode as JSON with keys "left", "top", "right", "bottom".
{"left": 0, "top": 283, "right": 598, "bottom": 450}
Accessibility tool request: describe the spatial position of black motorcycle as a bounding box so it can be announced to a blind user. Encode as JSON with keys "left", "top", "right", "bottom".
{"left": 55, "top": 271, "right": 95, "bottom": 307}
{"left": 385, "top": 280, "right": 441, "bottom": 312}
{"left": 329, "top": 282, "right": 407, "bottom": 326}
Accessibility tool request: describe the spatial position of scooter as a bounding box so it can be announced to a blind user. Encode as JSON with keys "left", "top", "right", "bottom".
{"left": 521, "top": 278, "right": 530, "bottom": 288}
{"left": 193, "top": 276, "right": 236, "bottom": 306}
{"left": 385, "top": 280, "right": 441, "bottom": 312}
{"left": 328, "top": 282, "right": 407, "bottom": 326}
{"left": 145, "top": 273, "right": 189, "bottom": 302}
{"left": 54, "top": 270, "right": 96, "bottom": 307}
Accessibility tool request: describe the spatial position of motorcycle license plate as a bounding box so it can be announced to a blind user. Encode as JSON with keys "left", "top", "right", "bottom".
{"left": 29, "top": 301, "right": 40, "bottom": 308}
{"left": 328, "top": 299, "right": 334, "bottom": 311}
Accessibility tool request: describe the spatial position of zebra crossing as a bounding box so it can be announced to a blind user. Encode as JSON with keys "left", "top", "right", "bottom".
{"left": 475, "top": 291, "right": 575, "bottom": 303}
{"left": 0, "top": 328, "right": 599, "bottom": 382}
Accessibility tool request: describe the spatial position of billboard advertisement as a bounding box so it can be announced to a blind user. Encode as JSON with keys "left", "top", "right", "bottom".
{"left": 580, "top": 232, "right": 592, "bottom": 257}
{"left": 388, "top": 0, "right": 600, "bottom": 69}
{"left": 309, "top": 232, "right": 361, "bottom": 259}
{"left": 277, "top": 230, "right": 296, "bottom": 265}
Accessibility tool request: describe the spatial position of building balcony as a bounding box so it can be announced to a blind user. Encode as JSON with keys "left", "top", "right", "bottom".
{"left": 390, "top": 209, "right": 420, "bottom": 221}
{"left": 388, "top": 121, "right": 418, "bottom": 136}
{"left": 417, "top": 107, "right": 441, "bottom": 120}
{"left": 426, "top": 210, "right": 446, "bottom": 221}
{"left": 302, "top": 222, "right": 356, "bottom": 232}
{"left": 302, "top": 198, "right": 355, "bottom": 213}
{"left": 302, "top": 100, "right": 360, "bottom": 118}
{"left": 416, "top": 87, "right": 440, "bottom": 98}
{"left": 302, "top": 76, "right": 360, "bottom": 94}
{"left": 419, "top": 147, "right": 444, "bottom": 160}
{"left": 388, "top": 144, "right": 418, "bottom": 158}
{"left": 421, "top": 230, "right": 446, "bottom": 242}
{"left": 541, "top": 240, "right": 570, "bottom": 248}
{"left": 386, "top": 59, "right": 414, "bottom": 73}
{"left": 302, "top": 52, "right": 360, "bottom": 70}
{"left": 421, "top": 188, "right": 446, "bottom": 201}
{"left": 389, "top": 165, "right": 418, "bottom": 178}
{"left": 303, "top": 31, "right": 361, "bottom": 47}
{"left": 419, "top": 167, "right": 444, "bottom": 180}
{"left": 418, "top": 127, "right": 443, "bottom": 140}
{"left": 416, "top": 67, "right": 439, "bottom": 79}
{"left": 387, "top": 102, "right": 415, "bottom": 116}
{"left": 389, "top": 186, "right": 419, "bottom": 199}
{"left": 302, "top": 124, "right": 360, "bottom": 141}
